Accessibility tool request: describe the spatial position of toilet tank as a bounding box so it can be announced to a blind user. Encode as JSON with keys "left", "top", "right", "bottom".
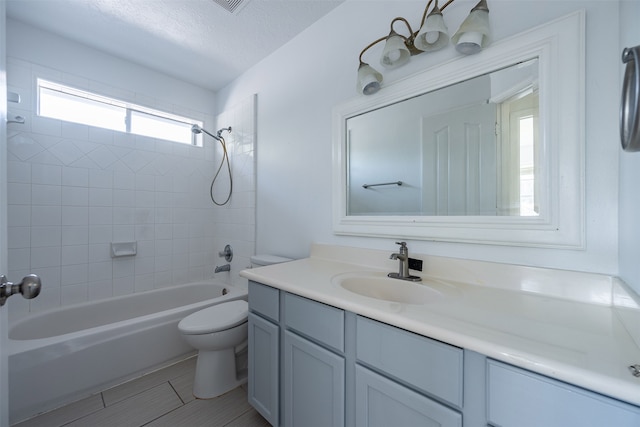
{"left": 250, "top": 254, "right": 292, "bottom": 267}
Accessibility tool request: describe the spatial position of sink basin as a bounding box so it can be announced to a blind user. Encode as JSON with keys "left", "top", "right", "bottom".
{"left": 332, "top": 272, "right": 446, "bottom": 304}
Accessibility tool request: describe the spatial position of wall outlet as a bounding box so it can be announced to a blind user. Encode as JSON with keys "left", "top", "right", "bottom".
{"left": 408, "top": 258, "right": 423, "bottom": 272}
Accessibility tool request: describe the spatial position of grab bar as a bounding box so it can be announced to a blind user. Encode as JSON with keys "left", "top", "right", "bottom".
{"left": 362, "top": 181, "right": 403, "bottom": 189}
{"left": 621, "top": 45, "right": 640, "bottom": 151}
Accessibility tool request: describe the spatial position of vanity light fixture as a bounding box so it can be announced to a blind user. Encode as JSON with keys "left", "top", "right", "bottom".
{"left": 357, "top": 0, "right": 491, "bottom": 95}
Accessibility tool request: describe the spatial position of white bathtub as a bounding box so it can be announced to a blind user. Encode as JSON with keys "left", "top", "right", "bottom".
{"left": 8, "top": 281, "right": 247, "bottom": 424}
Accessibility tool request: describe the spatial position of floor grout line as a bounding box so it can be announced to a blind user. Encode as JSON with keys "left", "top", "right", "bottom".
{"left": 13, "top": 357, "right": 267, "bottom": 427}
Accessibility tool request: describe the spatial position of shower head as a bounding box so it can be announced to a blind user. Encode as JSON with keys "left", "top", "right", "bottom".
{"left": 191, "top": 124, "right": 220, "bottom": 141}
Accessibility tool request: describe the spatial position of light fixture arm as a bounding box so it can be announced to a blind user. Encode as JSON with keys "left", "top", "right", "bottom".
{"left": 359, "top": 0, "right": 459, "bottom": 64}
{"left": 358, "top": 36, "right": 387, "bottom": 65}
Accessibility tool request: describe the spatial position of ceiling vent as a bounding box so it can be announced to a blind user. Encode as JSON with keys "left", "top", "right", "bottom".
{"left": 211, "top": 0, "right": 250, "bottom": 14}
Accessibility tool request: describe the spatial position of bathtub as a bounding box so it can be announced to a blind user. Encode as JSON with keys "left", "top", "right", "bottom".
{"left": 8, "top": 281, "right": 247, "bottom": 424}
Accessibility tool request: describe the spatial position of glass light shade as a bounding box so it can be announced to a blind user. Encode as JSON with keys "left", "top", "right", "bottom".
{"left": 414, "top": 11, "right": 449, "bottom": 52}
{"left": 380, "top": 32, "right": 410, "bottom": 69}
{"left": 451, "top": 8, "right": 491, "bottom": 55}
{"left": 357, "top": 63, "right": 383, "bottom": 95}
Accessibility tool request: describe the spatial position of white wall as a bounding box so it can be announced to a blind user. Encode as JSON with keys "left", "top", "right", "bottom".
{"left": 217, "top": 0, "right": 621, "bottom": 275}
{"left": 618, "top": 0, "right": 640, "bottom": 294}
{"left": 5, "top": 20, "right": 256, "bottom": 320}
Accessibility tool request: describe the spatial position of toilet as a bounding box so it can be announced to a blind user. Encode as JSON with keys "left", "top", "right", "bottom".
{"left": 178, "top": 254, "right": 292, "bottom": 399}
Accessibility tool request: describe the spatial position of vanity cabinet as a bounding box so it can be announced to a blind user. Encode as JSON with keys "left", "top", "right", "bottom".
{"left": 248, "top": 280, "right": 640, "bottom": 427}
{"left": 487, "top": 360, "right": 640, "bottom": 427}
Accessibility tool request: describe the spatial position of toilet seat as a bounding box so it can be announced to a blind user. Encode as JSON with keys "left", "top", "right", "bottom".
{"left": 179, "top": 300, "right": 248, "bottom": 335}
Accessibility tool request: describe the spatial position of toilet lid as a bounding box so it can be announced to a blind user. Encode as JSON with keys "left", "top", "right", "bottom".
{"left": 179, "top": 300, "right": 248, "bottom": 335}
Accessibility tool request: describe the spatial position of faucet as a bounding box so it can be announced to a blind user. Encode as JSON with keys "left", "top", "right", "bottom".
{"left": 215, "top": 264, "right": 231, "bottom": 273}
{"left": 388, "top": 242, "right": 421, "bottom": 282}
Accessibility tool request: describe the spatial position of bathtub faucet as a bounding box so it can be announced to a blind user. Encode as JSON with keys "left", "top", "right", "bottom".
{"left": 215, "top": 264, "right": 231, "bottom": 273}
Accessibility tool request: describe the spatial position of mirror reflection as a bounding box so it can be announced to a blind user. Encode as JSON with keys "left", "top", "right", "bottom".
{"left": 346, "top": 58, "right": 539, "bottom": 217}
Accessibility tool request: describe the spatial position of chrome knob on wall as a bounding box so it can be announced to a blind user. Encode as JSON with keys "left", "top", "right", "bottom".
{"left": 218, "top": 244, "right": 233, "bottom": 262}
{"left": 0, "top": 274, "right": 42, "bottom": 306}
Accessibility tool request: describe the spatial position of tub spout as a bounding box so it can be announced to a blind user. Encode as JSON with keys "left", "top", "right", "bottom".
{"left": 215, "top": 264, "right": 231, "bottom": 273}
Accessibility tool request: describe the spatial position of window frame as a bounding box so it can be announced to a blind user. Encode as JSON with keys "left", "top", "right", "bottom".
{"left": 37, "top": 79, "right": 204, "bottom": 146}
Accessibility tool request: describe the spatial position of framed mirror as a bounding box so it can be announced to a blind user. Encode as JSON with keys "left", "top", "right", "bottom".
{"left": 332, "top": 11, "right": 585, "bottom": 248}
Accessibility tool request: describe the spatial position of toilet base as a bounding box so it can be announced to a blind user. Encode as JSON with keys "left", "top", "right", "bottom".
{"left": 192, "top": 348, "right": 247, "bottom": 399}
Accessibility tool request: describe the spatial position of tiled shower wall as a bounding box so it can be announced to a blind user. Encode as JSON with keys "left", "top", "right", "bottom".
{"left": 6, "top": 57, "right": 256, "bottom": 321}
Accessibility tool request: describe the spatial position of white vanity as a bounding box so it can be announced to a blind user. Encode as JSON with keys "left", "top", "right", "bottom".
{"left": 240, "top": 244, "right": 640, "bottom": 427}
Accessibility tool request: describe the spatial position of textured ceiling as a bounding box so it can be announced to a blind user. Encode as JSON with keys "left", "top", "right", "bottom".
{"left": 6, "top": 0, "right": 344, "bottom": 91}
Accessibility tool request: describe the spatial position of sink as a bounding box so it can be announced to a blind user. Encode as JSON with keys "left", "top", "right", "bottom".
{"left": 332, "top": 272, "right": 447, "bottom": 304}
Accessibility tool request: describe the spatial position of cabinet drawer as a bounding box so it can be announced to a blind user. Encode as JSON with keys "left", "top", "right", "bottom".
{"left": 356, "top": 316, "right": 463, "bottom": 407}
{"left": 284, "top": 293, "right": 345, "bottom": 353}
{"left": 487, "top": 360, "right": 640, "bottom": 427}
{"left": 248, "top": 281, "right": 279, "bottom": 322}
{"left": 355, "top": 365, "right": 461, "bottom": 427}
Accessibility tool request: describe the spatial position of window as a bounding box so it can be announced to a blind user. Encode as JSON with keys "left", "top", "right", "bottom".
{"left": 37, "top": 79, "right": 203, "bottom": 146}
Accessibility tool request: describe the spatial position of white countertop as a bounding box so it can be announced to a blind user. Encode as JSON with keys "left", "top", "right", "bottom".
{"left": 240, "top": 244, "right": 640, "bottom": 407}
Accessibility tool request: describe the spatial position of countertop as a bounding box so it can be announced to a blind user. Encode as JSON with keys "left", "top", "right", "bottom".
{"left": 240, "top": 244, "right": 640, "bottom": 407}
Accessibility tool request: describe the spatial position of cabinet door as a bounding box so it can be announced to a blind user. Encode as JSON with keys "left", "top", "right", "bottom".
{"left": 487, "top": 360, "right": 640, "bottom": 427}
{"left": 248, "top": 313, "right": 279, "bottom": 426}
{"left": 284, "top": 330, "right": 345, "bottom": 427}
{"left": 355, "top": 365, "right": 462, "bottom": 427}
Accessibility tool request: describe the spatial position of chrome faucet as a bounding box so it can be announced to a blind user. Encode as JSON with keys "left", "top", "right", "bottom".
{"left": 388, "top": 242, "right": 421, "bottom": 282}
{"left": 215, "top": 264, "right": 231, "bottom": 273}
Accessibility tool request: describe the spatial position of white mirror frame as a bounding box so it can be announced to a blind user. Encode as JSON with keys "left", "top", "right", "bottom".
{"left": 332, "top": 11, "right": 585, "bottom": 248}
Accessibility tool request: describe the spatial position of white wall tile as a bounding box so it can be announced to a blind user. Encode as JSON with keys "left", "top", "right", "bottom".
{"left": 32, "top": 164, "right": 61, "bottom": 185}
{"left": 113, "top": 171, "right": 135, "bottom": 190}
{"left": 88, "top": 243, "right": 111, "bottom": 263}
{"left": 31, "top": 226, "right": 61, "bottom": 247}
{"left": 89, "top": 225, "right": 112, "bottom": 244}
{"left": 89, "top": 207, "right": 112, "bottom": 225}
{"left": 61, "top": 207, "right": 88, "bottom": 226}
{"left": 62, "top": 187, "right": 89, "bottom": 206}
{"left": 113, "top": 189, "right": 134, "bottom": 207}
{"left": 8, "top": 183, "right": 31, "bottom": 205}
{"left": 113, "top": 225, "right": 135, "bottom": 241}
{"left": 8, "top": 205, "right": 31, "bottom": 227}
{"left": 89, "top": 262, "right": 112, "bottom": 282}
{"left": 113, "top": 258, "right": 135, "bottom": 278}
{"left": 62, "top": 167, "right": 89, "bottom": 187}
{"left": 89, "top": 188, "right": 113, "bottom": 207}
{"left": 61, "top": 263, "right": 88, "bottom": 285}
{"left": 61, "top": 245, "right": 89, "bottom": 266}
{"left": 62, "top": 226, "right": 89, "bottom": 245}
{"left": 32, "top": 205, "right": 61, "bottom": 226}
{"left": 89, "top": 169, "right": 113, "bottom": 188}
{"left": 8, "top": 161, "right": 31, "bottom": 183}
{"left": 113, "top": 276, "right": 134, "bottom": 296}
{"left": 32, "top": 184, "right": 61, "bottom": 205}
{"left": 88, "top": 280, "right": 113, "bottom": 300}
{"left": 8, "top": 248, "right": 30, "bottom": 270}
{"left": 31, "top": 246, "right": 61, "bottom": 268}
{"left": 8, "top": 227, "right": 30, "bottom": 249}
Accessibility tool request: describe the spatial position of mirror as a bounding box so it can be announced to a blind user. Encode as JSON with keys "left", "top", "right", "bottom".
{"left": 332, "top": 11, "right": 585, "bottom": 247}
{"left": 347, "top": 59, "right": 539, "bottom": 217}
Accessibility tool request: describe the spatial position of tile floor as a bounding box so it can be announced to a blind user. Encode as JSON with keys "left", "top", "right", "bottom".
{"left": 13, "top": 356, "right": 270, "bottom": 427}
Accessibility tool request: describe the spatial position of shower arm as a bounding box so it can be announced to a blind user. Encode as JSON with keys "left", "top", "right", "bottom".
{"left": 191, "top": 124, "right": 232, "bottom": 142}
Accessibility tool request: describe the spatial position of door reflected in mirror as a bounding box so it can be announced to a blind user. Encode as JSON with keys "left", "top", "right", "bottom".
{"left": 347, "top": 59, "right": 539, "bottom": 217}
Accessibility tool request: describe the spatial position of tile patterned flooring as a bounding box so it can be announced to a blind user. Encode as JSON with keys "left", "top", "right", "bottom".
{"left": 13, "top": 356, "right": 270, "bottom": 427}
